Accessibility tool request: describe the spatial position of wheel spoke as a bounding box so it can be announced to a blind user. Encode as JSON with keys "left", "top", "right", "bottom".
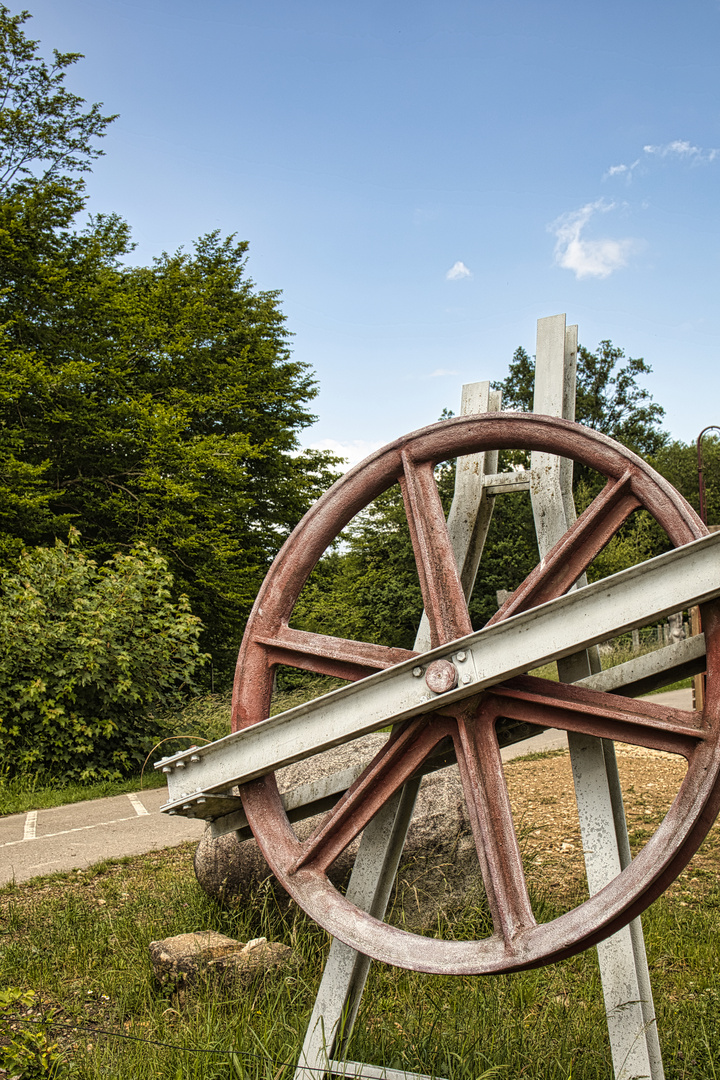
{"left": 488, "top": 471, "right": 641, "bottom": 625}
{"left": 489, "top": 674, "right": 706, "bottom": 757}
{"left": 399, "top": 453, "right": 473, "bottom": 646}
{"left": 289, "top": 716, "right": 455, "bottom": 874}
{"left": 254, "top": 626, "right": 416, "bottom": 681}
{"left": 227, "top": 410, "right": 720, "bottom": 976}
{"left": 452, "top": 710, "right": 536, "bottom": 943}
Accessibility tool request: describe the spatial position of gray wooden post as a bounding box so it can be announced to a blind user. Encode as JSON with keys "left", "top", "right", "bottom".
{"left": 295, "top": 382, "right": 502, "bottom": 1080}
{"left": 531, "top": 313, "right": 663, "bottom": 1080}
{"left": 296, "top": 316, "right": 665, "bottom": 1080}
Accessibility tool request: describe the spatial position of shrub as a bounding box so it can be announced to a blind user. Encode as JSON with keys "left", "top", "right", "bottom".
{"left": 0, "top": 988, "right": 66, "bottom": 1078}
{"left": 0, "top": 531, "right": 208, "bottom": 782}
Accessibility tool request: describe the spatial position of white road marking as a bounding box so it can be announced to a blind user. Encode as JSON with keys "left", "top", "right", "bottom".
{"left": 23, "top": 811, "right": 37, "bottom": 841}
{"left": 126, "top": 792, "right": 149, "bottom": 817}
{"left": 2, "top": 815, "right": 139, "bottom": 847}
{"left": 1, "top": 792, "right": 166, "bottom": 849}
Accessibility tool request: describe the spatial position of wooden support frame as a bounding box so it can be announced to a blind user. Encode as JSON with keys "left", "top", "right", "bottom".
{"left": 291, "top": 315, "right": 669, "bottom": 1080}
{"left": 296, "top": 380, "right": 502, "bottom": 1080}
{"left": 531, "top": 314, "right": 663, "bottom": 1080}
{"left": 156, "top": 315, "right": 713, "bottom": 1078}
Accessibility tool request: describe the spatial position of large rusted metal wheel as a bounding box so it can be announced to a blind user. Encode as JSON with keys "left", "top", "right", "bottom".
{"left": 232, "top": 413, "right": 720, "bottom": 974}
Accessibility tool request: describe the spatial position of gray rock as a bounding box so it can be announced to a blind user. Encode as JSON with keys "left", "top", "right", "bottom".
{"left": 194, "top": 733, "right": 487, "bottom": 928}
{"left": 148, "top": 931, "right": 293, "bottom": 986}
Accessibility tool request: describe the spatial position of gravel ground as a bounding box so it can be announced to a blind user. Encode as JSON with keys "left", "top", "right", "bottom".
{"left": 504, "top": 743, "right": 716, "bottom": 907}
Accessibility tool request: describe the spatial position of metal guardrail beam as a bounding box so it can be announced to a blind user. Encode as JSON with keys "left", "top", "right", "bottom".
{"left": 159, "top": 531, "right": 720, "bottom": 812}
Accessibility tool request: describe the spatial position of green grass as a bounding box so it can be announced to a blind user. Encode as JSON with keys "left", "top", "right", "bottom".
{"left": 646, "top": 677, "right": 693, "bottom": 695}
{"left": 0, "top": 770, "right": 168, "bottom": 818}
{"left": 530, "top": 640, "right": 696, "bottom": 697}
{"left": 1, "top": 845, "right": 719, "bottom": 1078}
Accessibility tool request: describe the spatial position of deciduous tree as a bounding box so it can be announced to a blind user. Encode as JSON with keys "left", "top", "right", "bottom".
{"left": 0, "top": 7, "right": 339, "bottom": 678}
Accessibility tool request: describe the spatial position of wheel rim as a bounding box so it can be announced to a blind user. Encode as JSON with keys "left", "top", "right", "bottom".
{"left": 232, "top": 413, "right": 720, "bottom": 974}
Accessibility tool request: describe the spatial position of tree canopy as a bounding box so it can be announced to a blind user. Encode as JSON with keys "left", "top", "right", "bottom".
{"left": 493, "top": 341, "right": 667, "bottom": 457}
{"left": 0, "top": 6, "right": 339, "bottom": 681}
{"left": 480, "top": 341, "right": 672, "bottom": 612}
{"left": 652, "top": 436, "right": 720, "bottom": 527}
{"left": 1, "top": 223, "right": 338, "bottom": 671}
{"left": 0, "top": 4, "right": 115, "bottom": 193}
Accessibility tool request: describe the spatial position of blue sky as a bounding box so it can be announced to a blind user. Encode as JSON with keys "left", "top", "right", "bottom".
{"left": 26, "top": 0, "right": 720, "bottom": 464}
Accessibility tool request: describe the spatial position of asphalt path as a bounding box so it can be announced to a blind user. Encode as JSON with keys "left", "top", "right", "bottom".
{"left": 0, "top": 786, "right": 206, "bottom": 886}
{"left": 0, "top": 687, "right": 693, "bottom": 887}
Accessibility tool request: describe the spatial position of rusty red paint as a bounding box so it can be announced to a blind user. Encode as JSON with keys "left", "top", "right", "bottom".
{"left": 231, "top": 413, "right": 718, "bottom": 975}
{"left": 289, "top": 716, "right": 453, "bottom": 875}
{"left": 399, "top": 454, "right": 472, "bottom": 647}
{"left": 425, "top": 659, "right": 458, "bottom": 694}
{"left": 489, "top": 470, "right": 642, "bottom": 625}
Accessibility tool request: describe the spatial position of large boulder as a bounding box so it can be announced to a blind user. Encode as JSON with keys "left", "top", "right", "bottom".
{"left": 194, "top": 733, "right": 486, "bottom": 928}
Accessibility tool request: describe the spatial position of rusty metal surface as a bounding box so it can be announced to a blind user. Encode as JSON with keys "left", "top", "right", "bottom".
{"left": 232, "top": 413, "right": 719, "bottom": 975}
{"left": 424, "top": 659, "right": 458, "bottom": 694}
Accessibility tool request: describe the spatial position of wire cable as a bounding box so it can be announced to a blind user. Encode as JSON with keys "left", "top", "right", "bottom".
{"left": 1, "top": 1014, "right": 407, "bottom": 1080}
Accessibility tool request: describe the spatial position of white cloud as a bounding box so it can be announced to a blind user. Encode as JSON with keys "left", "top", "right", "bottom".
{"left": 424, "top": 367, "right": 458, "bottom": 379}
{"left": 602, "top": 140, "right": 719, "bottom": 184}
{"left": 644, "top": 140, "right": 719, "bottom": 163}
{"left": 549, "top": 199, "right": 640, "bottom": 280}
{"left": 307, "top": 438, "right": 385, "bottom": 471}
{"left": 445, "top": 260, "right": 472, "bottom": 280}
{"left": 603, "top": 159, "right": 640, "bottom": 181}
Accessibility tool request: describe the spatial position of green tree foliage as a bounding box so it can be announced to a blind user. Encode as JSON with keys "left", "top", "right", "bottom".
{"left": 582, "top": 434, "right": 720, "bottom": 580}
{"left": 291, "top": 463, "right": 462, "bottom": 659}
{"left": 291, "top": 487, "right": 426, "bottom": 654}
{"left": 494, "top": 341, "right": 667, "bottom": 457}
{"left": 1, "top": 224, "right": 337, "bottom": 672}
{"left": 481, "top": 339, "right": 671, "bottom": 608}
{"left": 652, "top": 435, "right": 720, "bottom": 528}
{"left": 292, "top": 342, "right": 670, "bottom": 652}
{"left": 0, "top": 5, "right": 120, "bottom": 564}
{"left": 0, "top": 7, "right": 338, "bottom": 677}
{"left": 0, "top": 4, "right": 115, "bottom": 192}
{"left": 0, "top": 531, "right": 208, "bottom": 781}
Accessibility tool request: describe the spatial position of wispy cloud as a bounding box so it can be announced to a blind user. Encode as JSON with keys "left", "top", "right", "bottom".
{"left": 445, "top": 261, "right": 472, "bottom": 280}
{"left": 603, "top": 140, "right": 719, "bottom": 183}
{"left": 307, "top": 438, "right": 385, "bottom": 470}
{"left": 549, "top": 199, "right": 640, "bottom": 280}
{"left": 423, "top": 367, "right": 458, "bottom": 379}
{"left": 643, "top": 139, "right": 719, "bottom": 163}
{"left": 603, "top": 159, "right": 640, "bottom": 182}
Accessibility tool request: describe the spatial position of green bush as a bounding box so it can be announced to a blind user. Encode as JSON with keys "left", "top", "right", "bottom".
{"left": 0, "top": 988, "right": 66, "bottom": 1078}
{"left": 0, "top": 531, "right": 208, "bottom": 782}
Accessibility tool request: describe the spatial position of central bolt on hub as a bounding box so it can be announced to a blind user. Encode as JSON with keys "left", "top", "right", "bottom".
{"left": 425, "top": 659, "right": 458, "bottom": 694}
